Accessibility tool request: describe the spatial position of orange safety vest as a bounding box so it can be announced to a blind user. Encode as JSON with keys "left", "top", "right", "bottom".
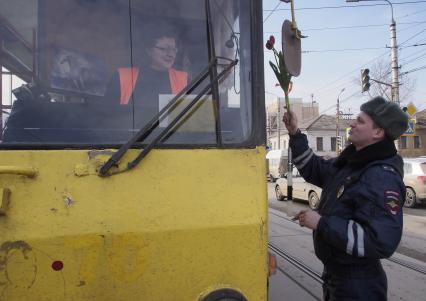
{"left": 118, "top": 67, "right": 188, "bottom": 105}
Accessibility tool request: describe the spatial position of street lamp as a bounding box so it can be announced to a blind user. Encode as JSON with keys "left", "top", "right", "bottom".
{"left": 346, "top": 0, "right": 399, "bottom": 103}
{"left": 336, "top": 88, "right": 345, "bottom": 154}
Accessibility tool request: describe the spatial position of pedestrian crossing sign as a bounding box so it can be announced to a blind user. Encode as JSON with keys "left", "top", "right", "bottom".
{"left": 402, "top": 119, "right": 416, "bottom": 136}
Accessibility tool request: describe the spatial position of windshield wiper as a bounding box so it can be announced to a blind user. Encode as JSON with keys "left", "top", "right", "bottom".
{"left": 98, "top": 58, "right": 237, "bottom": 177}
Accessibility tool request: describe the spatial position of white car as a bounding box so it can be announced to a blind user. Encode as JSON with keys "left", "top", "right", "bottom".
{"left": 403, "top": 157, "right": 426, "bottom": 208}
{"left": 275, "top": 167, "right": 322, "bottom": 209}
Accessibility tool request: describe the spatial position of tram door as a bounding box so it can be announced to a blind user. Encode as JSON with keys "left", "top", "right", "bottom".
{"left": 0, "top": 0, "right": 267, "bottom": 300}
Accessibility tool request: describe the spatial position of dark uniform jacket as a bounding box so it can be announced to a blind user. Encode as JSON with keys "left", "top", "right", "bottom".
{"left": 289, "top": 132, "right": 405, "bottom": 268}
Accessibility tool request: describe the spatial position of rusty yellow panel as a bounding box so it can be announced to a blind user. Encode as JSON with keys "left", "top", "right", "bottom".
{"left": 0, "top": 147, "right": 268, "bottom": 300}
{"left": 0, "top": 188, "right": 11, "bottom": 215}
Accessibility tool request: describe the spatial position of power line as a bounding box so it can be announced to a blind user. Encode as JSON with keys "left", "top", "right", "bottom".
{"left": 263, "top": 1, "right": 282, "bottom": 23}
{"left": 301, "top": 21, "right": 426, "bottom": 32}
{"left": 400, "top": 43, "right": 426, "bottom": 49}
{"left": 400, "top": 46, "right": 426, "bottom": 60}
{"left": 401, "top": 64, "right": 426, "bottom": 74}
{"left": 397, "top": 7, "right": 426, "bottom": 19}
{"left": 302, "top": 46, "right": 387, "bottom": 54}
{"left": 302, "top": 51, "right": 390, "bottom": 100}
{"left": 398, "top": 21, "right": 426, "bottom": 33}
{"left": 298, "top": 24, "right": 388, "bottom": 32}
{"left": 402, "top": 52, "right": 426, "bottom": 65}
{"left": 399, "top": 28, "right": 426, "bottom": 46}
{"left": 263, "top": 1, "right": 426, "bottom": 12}
{"left": 263, "top": 21, "right": 426, "bottom": 34}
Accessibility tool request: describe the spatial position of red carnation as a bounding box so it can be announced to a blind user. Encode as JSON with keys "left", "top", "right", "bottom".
{"left": 269, "top": 35, "right": 275, "bottom": 46}
{"left": 265, "top": 40, "right": 273, "bottom": 50}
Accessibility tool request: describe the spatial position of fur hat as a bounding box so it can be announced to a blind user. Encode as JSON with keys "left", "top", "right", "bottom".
{"left": 360, "top": 96, "right": 408, "bottom": 140}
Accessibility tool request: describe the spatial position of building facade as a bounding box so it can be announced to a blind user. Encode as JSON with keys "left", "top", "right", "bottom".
{"left": 266, "top": 97, "right": 319, "bottom": 150}
{"left": 305, "top": 115, "right": 353, "bottom": 158}
{"left": 398, "top": 109, "right": 426, "bottom": 157}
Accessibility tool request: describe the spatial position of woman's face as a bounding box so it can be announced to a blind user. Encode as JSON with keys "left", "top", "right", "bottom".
{"left": 147, "top": 37, "right": 177, "bottom": 71}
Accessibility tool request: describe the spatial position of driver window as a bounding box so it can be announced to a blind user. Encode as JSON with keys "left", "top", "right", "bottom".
{"left": 1, "top": 0, "right": 252, "bottom": 146}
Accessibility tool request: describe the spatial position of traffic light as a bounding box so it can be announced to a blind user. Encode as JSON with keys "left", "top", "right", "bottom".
{"left": 361, "top": 68, "right": 370, "bottom": 92}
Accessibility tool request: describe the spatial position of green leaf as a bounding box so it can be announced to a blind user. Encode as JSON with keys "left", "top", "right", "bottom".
{"left": 269, "top": 62, "right": 285, "bottom": 87}
{"left": 278, "top": 51, "right": 287, "bottom": 74}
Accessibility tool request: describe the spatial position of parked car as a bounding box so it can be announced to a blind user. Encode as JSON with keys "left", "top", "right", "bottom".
{"left": 275, "top": 167, "right": 322, "bottom": 209}
{"left": 266, "top": 149, "right": 288, "bottom": 182}
{"left": 403, "top": 158, "right": 426, "bottom": 208}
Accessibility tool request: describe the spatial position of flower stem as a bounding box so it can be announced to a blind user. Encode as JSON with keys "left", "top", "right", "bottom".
{"left": 284, "top": 91, "right": 290, "bottom": 112}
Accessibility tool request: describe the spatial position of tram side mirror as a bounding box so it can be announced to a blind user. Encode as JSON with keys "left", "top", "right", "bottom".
{"left": 12, "top": 80, "right": 51, "bottom": 102}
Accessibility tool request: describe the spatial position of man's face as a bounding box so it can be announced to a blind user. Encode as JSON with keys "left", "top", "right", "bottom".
{"left": 348, "top": 112, "right": 384, "bottom": 150}
{"left": 147, "top": 37, "right": 177, "bottom": 71}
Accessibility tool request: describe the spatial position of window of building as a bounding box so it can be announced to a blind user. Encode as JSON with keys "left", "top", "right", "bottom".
{"left": 414, "top": 136, "right": 421, "bottom": 149}
{"left": 399, "top": 136, "right": 407, "bottom": 149}
{"left": 316, "top": 137, "right": 323, "bottom": 151}
{"left": 331, "top": 137, "right": 336, "bottom": 151}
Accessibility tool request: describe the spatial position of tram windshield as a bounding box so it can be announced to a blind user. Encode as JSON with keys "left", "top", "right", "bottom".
{"left": 0, "top": 0, "right": 253, "bottom": 147}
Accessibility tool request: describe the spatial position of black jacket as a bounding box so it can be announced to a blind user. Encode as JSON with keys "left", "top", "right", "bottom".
{"left": 290, "top": 133, "right": 405, "bottom": 267}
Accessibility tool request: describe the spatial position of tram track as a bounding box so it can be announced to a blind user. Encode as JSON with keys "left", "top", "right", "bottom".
{"left": 268, "top": 243, "right": 323, "bottom": 284}
{"left": 268, "top": 242, "right": 323, "bottom": 301}
{"left": 269, "top": 209, "right": 426, "bottom": 276}
{"left": 386, "top": 256, "right": 426, "bottom": 275}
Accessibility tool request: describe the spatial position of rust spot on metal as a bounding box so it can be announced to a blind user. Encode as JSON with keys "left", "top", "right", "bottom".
{"left": 88, "top": 150, "right": 115, "bottom": 160}
{"left": 0, "top": 241, "right": 32, "bottom": 254}
{"left": 77, "top": 280, "right": 86, "bottom": 287}
{"left": 63, "top": 195, "right": 75, "bottom": 206}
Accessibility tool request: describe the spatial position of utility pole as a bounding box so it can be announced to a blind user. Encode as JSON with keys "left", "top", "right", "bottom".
{"left": 389, "top": 3, "right": 399, "bottom": 104}
{"left": 277, "top": 97, "right": 281, "bottom": 149}
{"left": 336, "top": 88, "right": 345, "bottom": 155}
{"left": 347, "top": 0, "right": 399, "bottom": 104}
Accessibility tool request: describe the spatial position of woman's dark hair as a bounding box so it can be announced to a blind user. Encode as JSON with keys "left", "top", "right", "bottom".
{"left": 130, "top": 16, "right": 183, "bottom": 67}
{"left": 144, "top": 22, "right": 179, "bottom": 47}
{"left": 132, "top": 18, "right": 180, "bottom": 49}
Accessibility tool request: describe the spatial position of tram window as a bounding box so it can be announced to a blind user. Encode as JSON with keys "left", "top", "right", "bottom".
{"left": 0, "top": 0, "right": 253, "bottom": 146}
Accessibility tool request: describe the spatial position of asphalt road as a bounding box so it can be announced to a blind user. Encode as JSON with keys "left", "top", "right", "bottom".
{"left": 267, "top": 182, "right": 426, "bottom": 262}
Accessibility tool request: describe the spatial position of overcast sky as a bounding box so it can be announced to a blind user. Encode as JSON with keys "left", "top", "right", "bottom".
{"left": 263, "top": 0, "right": 426, "bottom": 116}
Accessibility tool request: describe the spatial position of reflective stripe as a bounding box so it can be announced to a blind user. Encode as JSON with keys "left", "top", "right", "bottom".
{"left": 169, "top": 68, "right": 188, "bottom": 94}
{"left": 293, "top": 148, "right": 312, "bottom": 164}
{"left": 346, "top": 220, "right": 355, "bottom": 255}
{"left": 118, "top": 67, "right": 139, "bottom": 105}
{"left": 386, "top": 191, "right": 399, "bottom": 196}
{"left": 356, "top": 223, "right": 365, "bottom": 257}
{"left": 296, "top": 151, "right": 314, "bottom": 170}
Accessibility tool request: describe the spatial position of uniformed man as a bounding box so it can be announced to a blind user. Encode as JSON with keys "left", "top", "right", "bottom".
{"left": 283, "top": 96, "right": 408, "bottom": 301}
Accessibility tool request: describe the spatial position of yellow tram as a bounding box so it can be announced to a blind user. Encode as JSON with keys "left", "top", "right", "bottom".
{"left": 0, "top": 0, "right": 268, "bottom": 300}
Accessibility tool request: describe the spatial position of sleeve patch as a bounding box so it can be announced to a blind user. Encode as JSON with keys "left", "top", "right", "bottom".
{"left": 384, "top": 190, "right": 401, "bottom": 215}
